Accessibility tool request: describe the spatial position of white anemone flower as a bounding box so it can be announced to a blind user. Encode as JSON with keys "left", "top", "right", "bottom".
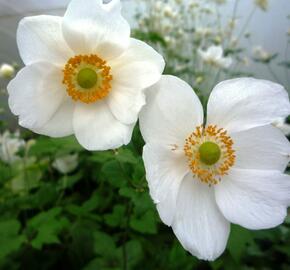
{"left": 8, "top": 0, "right": 165, "bottom": 151}
{"left": 139, "top": 75, "right": 290, "bottom": 260}
{"left": 198, "top": 45, "right": 232, "bottom": 68}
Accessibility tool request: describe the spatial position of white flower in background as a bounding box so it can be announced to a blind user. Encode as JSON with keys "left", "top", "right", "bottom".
{"left": 0, "top": 131, "right": 25, "bottom": 164}
{"left": 198, "top": 46, "right": 232, "bottom": 68}
{"left": 8, "top": 0, "right": 165, "bottom": 151}
{"left": 252, "top": 46, "right": 273, "bottom": 62}
{"left": 53, "top": 154, "right": 78, "bottom": 174}
{"left": 273, "top": 118, "right": 290, "bottom": 136}
{"left": 140, "top": 75, "right": 290, "bottom": 260}
{"left": 0, "top": 63, "right": 15, "bottom": 79}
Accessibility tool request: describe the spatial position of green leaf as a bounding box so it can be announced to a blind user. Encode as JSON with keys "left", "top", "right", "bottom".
{"left": 126, "top": 240, "right": 143, "bottom": 267}
{"left": 104, "top": 205, "right": 126, "bottom": 228}
{"left": 227, "top": 225, "right": 254, "bottom": 262}
{"left": 0, "top": 219, "right": 26, "bottom": 259}
{"left": 115, "top": 149, "right": 137, "bottom": 164}
{"left": 82, "top": 193, "right": 102, "bottom": 212}
{"left": 102, "top": 160, "right": 127, "bottom": 188}
{"left": 29, "top": 136, "right": 82, "bottom": 156}
{"left": 89, "top": 151, "right": 115, "bottom": 163}
{"left": 130, "top": 210, "right": 158, "bottom": 234}
{"left": 93, "top": 231, "right": 117, "bottom": 258}
{"left": 28, "top": 207, "right": 69, "bottom": 249}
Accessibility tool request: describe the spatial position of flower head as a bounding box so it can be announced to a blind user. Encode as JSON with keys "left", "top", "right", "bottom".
{"left": 8, "top": 0, "right": 165, "bottom": 151}
{"left": 0, "top": 63, "right": 15, "bottom": 79}
{"left": 139, "top": 75, "right": 290, "bottom": 260}
{"left": 198, "top": 45, "right": 232, "bottom": 69}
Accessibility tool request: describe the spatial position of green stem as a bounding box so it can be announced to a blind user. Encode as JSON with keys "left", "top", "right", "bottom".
{"left": 236, "top": 6, "right": 257, "bottom": 43}
{"left": 228, "top": 0, "right": 240, "bottom": 44}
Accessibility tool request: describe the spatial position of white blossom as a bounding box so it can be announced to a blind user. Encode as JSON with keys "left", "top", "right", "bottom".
{"left": 8, "top": 0, "right": 165, "bottom": 151}
{"left": 139, "top": 75, "right": 290, "bottom": 260}
{"left": 198, "top": 46, "right": 232, "bottom": 68}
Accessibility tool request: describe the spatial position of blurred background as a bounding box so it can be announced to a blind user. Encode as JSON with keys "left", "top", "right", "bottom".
{"left": 0, "top": 0, "right": 290, "bottom": 269}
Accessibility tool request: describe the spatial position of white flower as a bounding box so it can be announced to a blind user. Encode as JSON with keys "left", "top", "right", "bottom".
{"left": 0, "top": 63, "right": 15, "bottom": 79}
{"left": 252, "top": 46, "right": 273, "bottom": 62}
{"left": 139, "top": 75, "right": 290, "bottom": 260}
{"left": 8, "top": 0, "right": 165, "bottom": 151}
{"left": 0, "top": 131, "right": 25, "bottom": 164}
{"left": 53, "top": 154, "right": 78, "bottom": 174}
{"left": 273, "top": 118, "right": 290, "bottom": 136}
{"left": 198, "top": 45, "right": 232, "bottom": 68}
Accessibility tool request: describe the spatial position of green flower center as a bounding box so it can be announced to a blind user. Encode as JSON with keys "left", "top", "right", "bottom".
{"left": 199, "top": 141, "right": 221, "bottom": 165}
{"left": 77, "top": 68, "right": 98, "bottom": 89}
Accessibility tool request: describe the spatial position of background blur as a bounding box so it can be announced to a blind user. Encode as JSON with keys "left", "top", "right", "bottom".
{"left": 0, "top": 0, "right": 290, "bottom": 269}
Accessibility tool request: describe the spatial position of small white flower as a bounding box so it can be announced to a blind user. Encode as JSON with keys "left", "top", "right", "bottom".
{"left": 8, "top": 0, "right": 165, "bottom": 151}
{"left": 252, "top": 46, "right": 273, "bottom": 62}
{"left": 53, "top": 154, "right": 78, "bottom": 174}
{"left": 139, "top": 75, "right": 290, "bottom": 260}
{"left": 273, "top": 118, "right": 290, "bottom": 136}
{"left": 0, "top": 63, "right": 15, "bottom": 79}
{"left": 198, "top": 45, "right": 232, "bottom": 68}
{"left": 0, "top": 130, "right": 25, "bottom": 164}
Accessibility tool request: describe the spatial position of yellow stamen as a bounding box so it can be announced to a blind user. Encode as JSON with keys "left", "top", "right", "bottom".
{"left": 184, "top": 125, "right": 236, "bottom": 186}
{"left": 62, "top": 54, "right": 113, "bottom": 104}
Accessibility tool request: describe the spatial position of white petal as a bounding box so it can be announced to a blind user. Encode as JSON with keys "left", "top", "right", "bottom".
{"left": 62, "top": 0, "right": 130, "bottom": 59}
{"left": 139, "top": 75, "right": 204, "bottom": 146}
{"left": 109, "top": 38, "right": 165, "bottom": 89}
{"left": 73, "top": 101, "right": 134, "bottom": 151}
{"left": 143, "top": 143, "right": 189, "bottom": 225}
{"left": 172, "top": 175, "right": 230, "bottom": 261}
{"left": 106, "top": 85, "right": 146, "bottom": 125}
{"left": 207, "top": 78, "right": 290, "bottom": 133}
{"left": 106, "top": 39, "right": 164, "bottom": 124}
{"left": 232, "top": 125, "right": 290, "bottom": 171}
{"left": 215, "top": 168, "right": 290, "bottom": 230}
{"left": 8, "top": 62, "right": 68, "bottom": 131}
{"left": 32, "top": 99, "right": 75, "bottom": 138}
{"left": 17, "top": 15, "right": 73, "bottom": 65}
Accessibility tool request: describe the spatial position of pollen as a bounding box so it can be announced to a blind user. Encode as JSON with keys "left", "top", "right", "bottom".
{"left": 184, "top": 125, "right": 235, "bottom": 186}
{"left": 62, "top": 54, "right": 113, "bottom": 104}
